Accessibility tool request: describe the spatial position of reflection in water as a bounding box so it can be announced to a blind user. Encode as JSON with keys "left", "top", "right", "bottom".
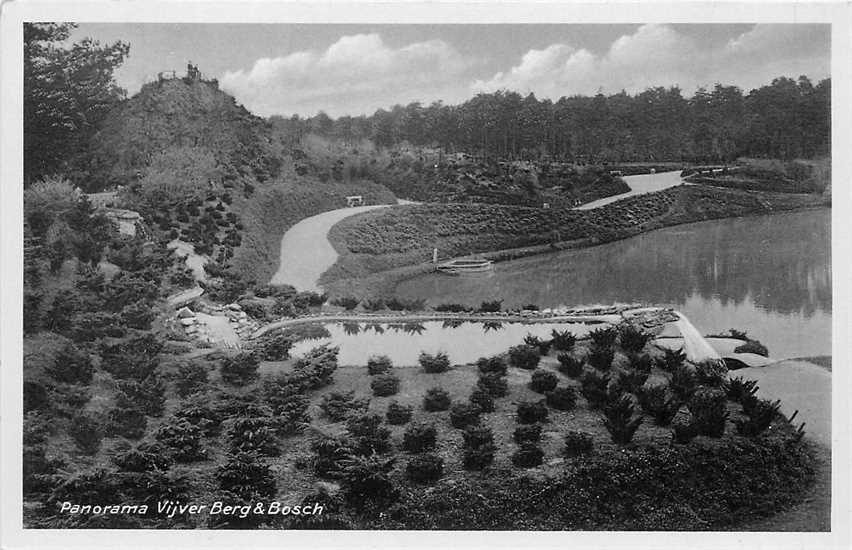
{"left": 342, "top": 322, "right": 361, "bottom": 336}
{"left": 288, "top": 321, "right": 592, "bottom": 365}
{"left": 483, "top": 321, "right": 503, "bottom": 333}
{"left": 397, "top": 209, "right": 831, "bottom": 359}
{"left": 442, "top": 320, "right": 466, "bottom": 329}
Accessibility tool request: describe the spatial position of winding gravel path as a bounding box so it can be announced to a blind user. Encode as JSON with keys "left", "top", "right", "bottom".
{"left": 574, "top": 170, "right": 685, "bottom": 210}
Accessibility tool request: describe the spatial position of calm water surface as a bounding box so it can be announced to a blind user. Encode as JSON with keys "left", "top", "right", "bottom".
{"left": 396, "top": 209, "right": 831, "bottom": 359}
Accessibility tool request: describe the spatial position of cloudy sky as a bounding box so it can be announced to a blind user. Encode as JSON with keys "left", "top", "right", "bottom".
{"left": 71, "top": 23, "right": 830, "bottom": 118}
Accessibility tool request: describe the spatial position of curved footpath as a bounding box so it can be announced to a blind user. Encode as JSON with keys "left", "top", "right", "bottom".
{"left": 574, "top": 170, "right": 684, "bottom": 210}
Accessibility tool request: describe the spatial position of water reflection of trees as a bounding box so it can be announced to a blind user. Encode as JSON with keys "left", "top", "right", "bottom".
{"left": 403, "top": 322, "right": 426, "bottom": 335}
{"left": 342, "top": 322, "right": 361, "bottom": 336}
{"left": 482, "top": 321, "right": 503, "bottom": 333}
{"left": 364, "top": 323, "right": 385, "bottom": 334}
{"left": 400, "top": 210, "right": 831, "bottom": 317}
{"left": 442, "top": 320, "right": 466, "bottom": 329}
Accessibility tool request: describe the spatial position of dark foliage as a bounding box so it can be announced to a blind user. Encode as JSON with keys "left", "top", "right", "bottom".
{"left": 557, "top": 353, "right": 584, "bottom": 378}
{"left": 371, "top": 373, "right": 401, "bottom": 397}
{"left": 564, "top": 431, "right": 594, "bottom": 457}
{"left": 669, "top": 364, "right": 697, "bottom": 401}
{"left": 517, "top": 400, "right": 549, "bottom": 424}
{"left": 513, "top": 424, "right": 543, "bottom": 444}
{"left": 658, "top": 346, "right": 687, "bottom": 373}
{"left": 550, "top": 329, "right": 576, "bottom": 352}
{"left": 406, "top": 453, "right": 444, "bottom": 483}
{"left": 216, "top": 451, "right": 276, "bottom": 500}
{"left": 725, "top": 376, "right": 760, "bottom": 404}
{"left": 366, "top": 355, "right": 393, "bottom": 375}
{"left": 588, "top": 345, "right": 615, "bottom": 371}
{"left": 173, "top": 361, "right": 210, "bottom": 398}
{"left": 523, "top": 334, "right": 552, "bottom": 355}
{"left": 423, "top": 387, "right": 451, "bottom": 411}
{"left": 449, "top": 402, "right": 481, "bottom": 429}
{"left": 580, "top": 370, "right": 611, "bottom": 409}
{"left": 311, "top": 436, "right": 354, "bottom": 478}
{"left": 434, "top": 303, "right": 473, "bottom": 313}
{"left": 339, "top": 454, "right": 398, "bottom": 507}
{"left": 419, "top": 351, "right": 451, "bottom": 373}
{"left": 155, "top": 418, "right": 207, "bottom": 462}
{"left": 402, "top": 422, "right": 438, "bottom": 453}
{"left": 545, "top": 386, "right": 577, "bottom": 411}
{"left": 671, "top": 418, "right": 699, "bottom": 444}
{"left": 476, "top": 356, "right": 507, "bottom": 375}
{"left": 529, "top": 369, "right": 558, "bottom": 393}
{"left": 687, "top": 388, "right": 729, "bottom": 438}
{"left": 618, "top": 324, "right": 651, "bottom": 353}
{"left": 49, "top": 343, "right": 93, "bottom": 385}
{"left": 321, "top": 391, "right": 370, "bottom": 422}
{"left": 69, "top": 414, "right": 102, "bottom": 455}
{"left": 637, "top": 384, "right": 681, "bottom": 426}
{"left": 601, "top": 393, "right": 644, "bottom": 444}
{"left": 589, "top": 326, "right": 618, "bottom": 348}
{"left": 735, "top": 398, "right": 782, "bottom": 437}
{"left": 331, "top": 296, "right": 359, "bottom": 310}
{"left": 385, "top": 401, "right": 413, "bottom": 425}
{"left": 220, "top": 352, "right": 260, "bottom": 386}
{"left": 476, "top": 372, "right": 509, "bottom": 397}
{"left": 508, "top": 344, "right": 540, "bottom": 370}
{"left": 112, "top": 442, "right": 174, "bottom": 472}
{"left": 469, "top": 387, "right": 495, "bottom": 413}
{"left": 512, "top": 443, "right": 544, "bottom": 468}
{"left": 478, "top": 299, "right": 503, "bottom": 313}
{"left": 346, "top": 413, "right": 392, "bottom": 456}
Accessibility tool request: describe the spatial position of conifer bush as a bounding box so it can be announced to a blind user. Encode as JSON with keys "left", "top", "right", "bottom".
{"left": 516, "top": 400, "right": 549, "bottom": 424}
{"left": 449, "top": 402, "right": 481, "bottom": 429}
{"left": 512, "top": 442, "right": 544, "bottom": 468}
{"left": 476, "top": 356, "right": 507, "bottom": 375}
{"left": 529, "top": 369, "right": 558, "bottom": 393}
{"left": 589, "top": 326, "right": 618, "bottom": 348}
{"left": 339, "top": 454, "right": 398, "bottom": 507}
{"left": 588, "top": 345, "right": 615, "bottom": 371}
{"left": 476, "top": 373, "right": 508, "bottom": 397}
{"left": 320, "top": 391, "right": 370, "bottom": 422}
{"left": 49, "top": 343, "right": 93, "bottom": 385}
{"left": 602, "top": 393, "right": 643, "bottom": 444}
{"left": 366, "top": 355, "right": 393, "bottom": 375}
{"left": 216, "top": 451, "right": 276, "bottom": 500}
{"left": 734, "top": 398, "right": 781, "bottom": 437}
{"left": 687, "top": 388, "right": 729, "bottom": 438}
{"left": 155, "top": 418, "right": 207, "bottom": 462}
{"left": 550, "top": 329, "right": 576, "bottom": 352}
{"left": 69, "top": 414, "right": 102, "bottom": 455}
{"left": 402, "top": 423, "right": 437, "bottom": 453}
{"left": 385, "top": 401, "right": 413, "bottom": 425}
{"left": 508, "top": 344, "right": 540, "bottom": 370}
{"left": 524, "top": 334, "right": 552, "bottom": 355}
{"left": 659, "top": 347, "right": 686, "bottom": 373}
{"left": 469, "top": 387, "right": 495, "bottom": 413}
{"left": 174, "top": 361, "right": 209, "bottom": 398}
{"left": 670, "top": 364, "right": 697, "bottom": 401}
{"left": 557, "top": 353, "right": 584, "bottom": 378}
{"left": 545, "top": 386, "right": 577, "bottom": 410}
{"left": 580, "top": 370, "right": 611, "bottom": 409}
{"left": 423, "top": 387, "right": 451, "bottom": 411}
{"left": 564, "top": 431, "right": 594, "bottom": 457}
{"left": 619, "top": 324, "right": 651, "bottom": 353}
{"left": 725, "top": 376, "right": 759, "bottom": 403}
{"left": 419, "top": 351, "right": 451, "bottom": 373}
{"left": 406, "top": 453, "right": 444, "bottom": 483}
{"left": 671, "top": 418, "right": 698, "bottom": 444}
{"left": 220, "top": 352, "right": 260, "bottom": 386}
{"left": 371, "top": 373, "right": 401, "bottom": 397}
{"left": 513, "top": 424, "right": 542, "bottom": 444}
{"left": 346, "top": 413, "right": 391, "bottom": 455}
{"left": 637, "top": 384, "right": 681, "bottom": 426}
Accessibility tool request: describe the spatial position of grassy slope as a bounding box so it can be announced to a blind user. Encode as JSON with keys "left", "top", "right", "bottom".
{"left": 321, "top": 184, "right": 828, "bottom": 297}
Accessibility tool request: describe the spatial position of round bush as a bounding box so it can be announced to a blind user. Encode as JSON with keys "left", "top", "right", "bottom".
{"left": 564, "top": 431, "right": 594, "bottom": 457}
{"left": 557, "top": 353, "right": 584, "bottom": 378}
{"left": 588, "top": 346, "right": 614, "bottom": 371}
{"left": 511, "top": 443, "right": 544, "bottom": 468}
{"left": 462, "top": 425, "right": 494, "bottom": 449}
{"left": 406, "top": 453, "right": 444, "bottom": 483}
{"left": 476, "top": 373, "right": 508, "bottom": 397}
{"left": 517, "top": 400, "right": 549, "bottom": 424}
{"left": 367, "top": 355, "right": 393, "bottom": 375}
{"left": 423, "top": 387, "right": 451, "bottom": 411}
{"left": 402, "top": 423, "right": 437, "bottom": 452}
{"left": 529, "top": 369, "right": 558, "bottom": 393}
{"left": 513, "top": 424, "right": 542, "bottom": 444}
{"left": 419, "top": 351, "right": 451, "bottom": 373}
{"left": 469, "top": 387, "right": 495, "bottom": 413}
{"left": 508, "top": 344, "right": 541, "bottom": 370}
{"left": 545, "top": 386, "right": 577, "bottom": 411}
{"left": 371, "top": 374, "right": 401, "bottom": 397}
{"left": 385, "top": 401, "right": 413, "bottom": 425}
{"left": 463, "top": 443, "right": 495, "bottom": 470}
{"left": 449, "top": 403, "right": 480, "bottom": 429}
{"left": 476, "top": 356, "right": 507, "bottom": 375}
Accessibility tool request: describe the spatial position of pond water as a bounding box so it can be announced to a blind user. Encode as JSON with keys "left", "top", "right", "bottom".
{"left": 396, "top": 209, "right": 831, "bottom": 360}
{"left": 288, "top": 320, "right": 595, "bottom": 366}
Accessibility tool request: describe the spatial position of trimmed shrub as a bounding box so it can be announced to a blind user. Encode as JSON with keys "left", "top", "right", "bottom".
{"left": 580, "top": 370, "right": 611, "bottom": 409}
{"left": 463, "top": 425, "right": 495, "bottom": 449}
{"left": 423, "top": 387, "right": 451, "bottom": 411}
{"left": 292, "top": 344, "right": 340, "bottom": 390}
{"left": 508, "top": 344, "right": 540, "bottom": 370}
{"left": 476, "top": 356, "right": 507, "bottom": 376}
{"left": 670, "top": 364, "right": 697, "bottom": 401}
{"left": 402, "top": 423, "right": 437, "bottom": 453}
{"left": 524, "top": 334, "right": 552, "bottom": 355}
{"left": 557, "top": 353, "right": 584, "bottom": 378}
{"left": 216, "top": 451, "right": 276, "bottom": 500}
{"left": 49, "top": 344, "right": 93, "bottom": 385}
{"left": 637, "top": 384, "right": 681, "bottom": 426}
{"left": 449, "top": 403, "right": 480, "bottom": 429}
{"left": 725, "top": 376, "right": 759, "bottom": 403}
{"left": 478, "top": 299, "right": 503, "bottom": 313}
{"left": 477, "top": 373, "right": 508, "bottom": 397}
{"left": 513, "top": 424, "right": 542, "bottom": 444}
{"left": 435, "top": 303, "right": 472, "bottom": 313}
{"left": 687, "top": 388, "right": 729, "bottom": 438}
{"left": 255, "top": 333, "right": 293, "bottom": 361}
{"left": 311, "top": 436, "right": 354, "bottom": 478}
{"left": 671, "top": 418, "right": 699, "bottom": 444}
{"left": 469, "top": 387, "right": 495, "bottom": 413}
{"left": 550, "top": 329, "right": 576, "bottom": 352}
{"left": 612, "top": 368, "right": 650, "bottom": 395}
{"left": 69, "top": 414, "right": 102, "bottom": 455}
{"left": 331, "top": 296, "right": 359, "bottom": 310}
{"left": 529, "top": 369, "right": 558, "bottom": 393}
{"left": 112, "top": 442, "right": 173, "bottom": 472}
{"left": 228, "top": 416, "right": 280, "bottom": 457}
{"left": 339, "top": 454, "right": 398, "bottom": 507}
{"left": 220, "top": 353, "right": 259, "bottom": 386}
{"left": 564, "top": 431, "right": 594, "bottom": 457}
{"left": 461, "top": 425, "right": 496, "bottom": 469}
{"left": 588, "top": 345, "right": 614, "bottom": 371}
{"left": 419, "top": 351, "right": 451, "bottom": 373}
{"left": 602, "top": 394, "right": 643, "bottom": 444}
{"left": 385, "top": 401, "right": 413, "bottom": 425}
{"left": 511, "top": 443, "right": 544, "bottom": 468}
{"left": 346, "top": 413, "right": 391, "bottom": 455}
{"left": 155, "top": 418, "right": 207, "bottom": 462}
{"left": 366, "top": 355, "right": 393, "bottom": 375}
{"left": 406, "top": 453, "right": 444, "bottom": 483}
{"left": 695, "top": 360, "right": 728, "bottom": 388}
{"left": 174, "top": 361, "right": 209, "bottom": 398}
{"left": 619, "top": 324, "right": 651, "bottom": 353}
{"left": 371, "top": 374, "right": 401, "bottom": 397}
{"left": 321, "top": 391, "right": 370, "bottom": 422}
{"left": 517, "top": 400, "right": 548, "bottom": 424}
{"left": 734, "top": 398, "right": 781, "bottom": 437}
{"left": 545, "top": 386, "right": 577, "bottom": 411}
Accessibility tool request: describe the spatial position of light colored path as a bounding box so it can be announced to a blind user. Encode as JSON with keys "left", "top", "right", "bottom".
{"left": 575, "top": 170, "right": 685, "bottom": 210}
{"left": 271, "top": 202, "right": 399, "bottom": 291}
{"left": 195, "top": 312, "right": 240, "bottom": 349}
{"left": 734, "top": 360, "right": 831, "bottom": 447}
{"left": 168, "top": 239, "right": 208, "bottom": 281}
{"left": 166, "top": 286, "right": 205, "bottom": 306}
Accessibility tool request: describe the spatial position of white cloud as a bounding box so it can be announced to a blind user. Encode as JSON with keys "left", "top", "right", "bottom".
{"left": 220, "top": 33, "right": 472, "bottom": 117}
{"left": 473, "top": 24, "right": 829, "bottom": 99}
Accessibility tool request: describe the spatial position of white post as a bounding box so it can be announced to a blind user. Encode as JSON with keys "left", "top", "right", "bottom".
{"left": 433, "top": 248, "right": 438, "bottom": 263}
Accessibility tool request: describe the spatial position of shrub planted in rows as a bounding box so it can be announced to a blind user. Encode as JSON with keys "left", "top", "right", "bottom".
{"left": 174, "top": 361, "right": 209, "bottom": 398}
{"left": 658, "top": 347, "right": 687, "bottom": 373}
{"left": 366, "top": 355, "right": 393, "bottom": 375}
{"left": 112, "top": 442, "right": 173, "bottom": 472}
{"left": 346, "top": 413, "right": 391, "bottom": 455}
{"left": 529, "top": 369, "right": 558, "bottom": 393}
{"left": 49, "top": 344, "right": 93, "bottom": 385}
{"left": 449, "top": 403, "right": 480, "bottom": 429}
{"left": 339, "top": 454, "right": 398, "bottom": 507}
{"left": 476, "top": 356, "right": 507, "bottom": 376}
{"left": 419, "top": 351, "right": 451, "bottom": 373}
{"left": 216, "top": 451, "right": 276, "bottom": 500}
{"left": 423, "top": 387, "right": 451, "bottom": 411}
{"left": 637, "top": 384, "right": 681, "bottom": 426}
{"left": 228, "top": 416, "right": 281, "bottom": 457}
{"left": 550, "top": 329, "right": 576, "bottom": 352}
{"left": 612, "top": 368, "right": 649, "bottom": 395}
{"left": 628, "top": 352, "right": 653, "bottom": 374}
{"left": 435, "top": 303, "right": 472, "bottom": 313}
{"left": 695, "top": 360, "right": 728, "bottom": 388}
{"left": 588, "top": 345, "right": 614, "bottom": 371}
{"left": 107, "top": 400, "right": 147, "bottom": 440}
{"left": 517, "top": 400, "right": 548, "bottom": 424}
{"left": 557, "top": 353, "right": 584, "bottom": 378}
{"left": 545, "top": 386, "right": 577, "bottom": 410}
{"left": 69, "top": 414, "right": 102, "bottom": 455}
{"left": 371, "top": 374, "right": 401, "bottom": 397}
{"left": 321, "top": 391, "right": 370, "bottom": 422}
{"left": 670, "top": 364, "right": 697, "bottom": 401}
{"left": 725, "top": 376, "right": 759, "bottom": 403}
{"left": 155, "top": 418, "right": 207, "bottom": 462}
{"left": 513, "top": 424, "right": 542, "bottom": 444}
{"left": 734, "top": 398, "right": 781, "bottom": 437}
{"left": 564, "top": 431, "right": 594, "bottom": 457}
{"left": 524, "top": 334, "right": 552, "bottom": 355}
{"left": 255, "top": 332, "right": 293, "bottom": 361}
{"left": 508, "top": 344, "right": 540, "bottom": 370}
{"left": 477, "top": 373, "right": 508, "bottom": 397}
{"left": 589, "top": 326, "right": 618, "bottom": 348}
{"left": 511, "top": 443, "right": 544, "bottom": 468}
{"left": 469, "top": 387, "right": 495, "bottom": 413}
{"left": 478, "top": 299, "right": 503, "bottom": 313}
{"left": 671, "top": 418, "right": 698, "bottom": 444}
{"left": 406, "top": 453, "right": 444, "bottom": 483}
{"left": 687, "top": 388, "right": 729, "bottom": 438}
{"left": 386, "top": 401, "right": 413, "bottom": 425}
{"left": 580, "top": 370, "right": 611, "bottom": 409}
{"left": 361, "top": 298, "right": 386, "bottom": 312}
{"left": 402, "top": 423, "right": 437, "bottom": 453}
{"left": 602, "top": 393, "right": 643, "bottom": 444}
{"left": 311, "top": 436, "right": 354, "bottom": 478}
{"left": 619, "top": 324, "right": 651, "bottom": 353}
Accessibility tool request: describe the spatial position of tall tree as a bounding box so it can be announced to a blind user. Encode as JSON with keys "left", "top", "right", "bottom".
{"left": 24, "top": 23, "right": 129, "bottom": 184}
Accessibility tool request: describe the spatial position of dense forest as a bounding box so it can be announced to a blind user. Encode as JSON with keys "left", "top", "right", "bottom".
{"left": 274, "top": 78, "right": 830, "bottom": 163}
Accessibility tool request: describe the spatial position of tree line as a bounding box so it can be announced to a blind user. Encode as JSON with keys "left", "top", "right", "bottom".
{"left": 275, "top": 77, "right": 830, "bottom": 163}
